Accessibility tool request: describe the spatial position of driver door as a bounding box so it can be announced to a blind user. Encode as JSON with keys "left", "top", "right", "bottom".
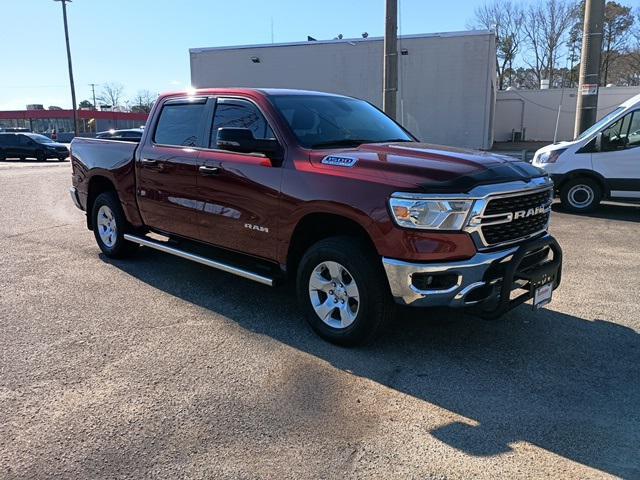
{"left": 592, "top": 110, "right": 640, "bottom": 198}
{"left": 195, "top": 97, "right": 283, "bottom": 260}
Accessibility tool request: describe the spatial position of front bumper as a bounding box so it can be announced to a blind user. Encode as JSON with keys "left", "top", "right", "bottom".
{"left": 382, "top": 235, "right": 562, "bottom": 316}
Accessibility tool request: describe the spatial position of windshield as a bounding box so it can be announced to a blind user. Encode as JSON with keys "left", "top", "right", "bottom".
{"left": 26, "top": 133, "right": 54, "bottom": 143}
{"left": 269, "top": 94, "right": 413, "bottom": 149}
{"left": 576, "top": 107, "right": 625, "bottom": 141}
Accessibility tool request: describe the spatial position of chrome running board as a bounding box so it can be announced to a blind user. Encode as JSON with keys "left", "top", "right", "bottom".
{"left": 123, "top": 234, "right": 274, "bottom": 287}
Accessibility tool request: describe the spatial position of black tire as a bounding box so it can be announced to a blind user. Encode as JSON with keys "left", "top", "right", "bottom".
{"left": 58, "top": 156, "right": 67, "bottom": 162}
{"left": 91, "top": 191, "right": 138, "bottom": 258}
{"left": 296, "top": 236, "right": 392, "bottom": 346}
{"left": 36, "top": 150, "right": 45, "bottom": 162}
{"left": 560, "top": 177, "right": 602, "bottom": 213}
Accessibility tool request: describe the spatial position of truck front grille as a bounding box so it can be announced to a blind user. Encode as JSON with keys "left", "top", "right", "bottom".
{"left": 481, "top": 189, "right": 552, "bottom": 247}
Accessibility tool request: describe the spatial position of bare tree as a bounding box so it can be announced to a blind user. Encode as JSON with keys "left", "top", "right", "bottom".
{"left": 471, "top": 0, "right": 524, "bottom": 89}
{"left": 628, "top": 9, "right": 640, "bottom": 85}
{"left": 522, "top": 0, "right": 577, "bottom": 87}
{"left": 130, "top": 90, "right": 156, "bottom": 113}
{"left": 601, "top": 2, "right": 635, "bottom": 85}
{"left": 97, "top": 82, "right": 125, "bottom": 109}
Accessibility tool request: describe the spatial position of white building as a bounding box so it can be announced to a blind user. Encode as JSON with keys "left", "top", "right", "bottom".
{"left": 190, "top": 31, "right": 497, "bottom": 150}
{"left": 495, "top": 86, "right": 640, "bottom": 143}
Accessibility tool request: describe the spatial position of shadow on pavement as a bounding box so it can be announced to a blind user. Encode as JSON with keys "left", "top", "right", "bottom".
{"left": 103, "top": 249, "right": 640, "bottom": 478}
{"left": 552, "top": 201, "right": 640, "bottom": 223}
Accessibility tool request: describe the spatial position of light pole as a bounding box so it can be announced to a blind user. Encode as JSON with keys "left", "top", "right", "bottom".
{"left": 89, "top": 83, "right": 98, "bottom": 110}
{"left": 54, "top": 0, "right": 78, "bottom": 137}
{"left": 383, "top": 0, "right": 398, "bottom": 120}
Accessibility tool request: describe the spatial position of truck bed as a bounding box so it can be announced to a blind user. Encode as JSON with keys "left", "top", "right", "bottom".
{"left": 70, "top": 137, "right": 139, "bottom": 217}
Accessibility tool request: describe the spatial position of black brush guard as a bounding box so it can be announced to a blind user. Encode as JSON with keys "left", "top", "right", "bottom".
{"left": 474, "top": 235, "right": 563, "bottom": 319}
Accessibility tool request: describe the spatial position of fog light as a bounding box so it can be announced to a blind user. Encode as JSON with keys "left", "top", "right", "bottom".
{"left": 411, "top": 273, "right": 458, "bottom": 291}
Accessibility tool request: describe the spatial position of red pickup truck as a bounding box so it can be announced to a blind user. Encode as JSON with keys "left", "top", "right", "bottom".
{"left": 70, "top": 88, "right": 562, "bottom": 345}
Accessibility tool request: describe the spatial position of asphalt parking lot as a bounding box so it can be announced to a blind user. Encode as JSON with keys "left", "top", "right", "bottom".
{"left": 1, "top": 161, "right": 639, "bottom": 479}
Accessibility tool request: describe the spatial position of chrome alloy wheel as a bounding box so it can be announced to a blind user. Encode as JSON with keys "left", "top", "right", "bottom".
{"left": 96, "top": 205, "right": 117, "bottom": 248}
{"left": 308, "top": 261, "right": 360, "bottom": 329}
{"left": 567, "top": 184, "right": 595, "bottom": 209}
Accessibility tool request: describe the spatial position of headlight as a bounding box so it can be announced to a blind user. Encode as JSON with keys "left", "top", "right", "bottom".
{"left": 389, "top": 195, "right": 474, "bottom": 230}
{"left": 537, "top": 148, "right": 566, "bottom": 164}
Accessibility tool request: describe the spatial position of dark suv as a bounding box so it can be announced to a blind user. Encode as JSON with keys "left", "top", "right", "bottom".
{"left": 0, "top": 133, "right": 69, "bottom": 161}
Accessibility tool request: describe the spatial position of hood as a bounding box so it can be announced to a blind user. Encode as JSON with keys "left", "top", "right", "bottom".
{"left": 309, "top": 142, "right": 546, "bottom": 193}
{"left": 44, "top": 142, "right": 69, "bottom": 149}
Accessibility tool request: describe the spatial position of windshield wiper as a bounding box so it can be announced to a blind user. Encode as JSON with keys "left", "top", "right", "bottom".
{"left": 309, "top": 139, "right": 372, "bottom": 149}
{"left": 310, "top": 138, "right": 412, "bottom": 149}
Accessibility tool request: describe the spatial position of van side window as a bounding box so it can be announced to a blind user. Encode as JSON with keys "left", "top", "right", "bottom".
{"left": 626, "top": 112, "right": 640, "bottom": 149}
{"left": 209, "top": 99, "right": 275, "bottom": 147}
{"left": 600, "top": 111, "right": 634, "bottom": 152}
{"left": 154, "top": 102, "right": 206, "bottom": 147}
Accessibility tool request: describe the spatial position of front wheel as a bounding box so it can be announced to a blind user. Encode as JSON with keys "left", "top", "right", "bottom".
{"left": 92, "top": 191, "right": 138, "bottom": 258}
{"left": 36, "top": 150, "right": 45, "bottom": 162}
{"left": 560, "top": 177, "right": 602, "bottom": 213}
{"left": 296, "top": 236, "right": 392, "bottom": 346}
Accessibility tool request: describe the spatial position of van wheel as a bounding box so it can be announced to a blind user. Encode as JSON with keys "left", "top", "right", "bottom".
{"left": 92, "top": 191, "right": 138, "bottom": 258}
{"left": 560, "top": 177, "right": 601, "bottom": 213}
{"left": 296, "top": 236, "right": 392, "bottom": 346}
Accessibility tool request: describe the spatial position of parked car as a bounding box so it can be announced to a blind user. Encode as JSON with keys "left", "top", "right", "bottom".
{"left": 95, "top": 128, "right": 143, "bottom": 142}
{"left": 533, "top": 93, "right": 640, "bottom": 212}
{"left": 70, "top": 88, "right": 562, "bottom": 345}
{"left": 0, "top": 127, "right": 31, "bottom": 133}
{"left": 0, "top": 133, "right": 69, "bottom": 161}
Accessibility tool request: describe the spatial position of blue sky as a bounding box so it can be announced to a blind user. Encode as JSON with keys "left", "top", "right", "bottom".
{"left": 0, "top": 0, "right": 486, "bottom": 110}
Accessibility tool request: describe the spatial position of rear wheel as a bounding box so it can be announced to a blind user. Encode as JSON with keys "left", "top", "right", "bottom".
{"left": 92, "top": 191, "right": 138, "bottom": 258}
{"left": 560, "top": 177, "right": 601, "bottom": 213}
{"left": 296, "top": 236, "right": 392, "bottom": 346}
{"left": 58, "top": 156, "right": 67, "bottom": 162}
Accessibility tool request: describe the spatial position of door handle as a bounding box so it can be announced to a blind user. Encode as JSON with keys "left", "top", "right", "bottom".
{"left": 199, "top": 165, "right": 220, "bottom": 175}
{"left": 140, "top": 158, "right": 158, "bottom": 166}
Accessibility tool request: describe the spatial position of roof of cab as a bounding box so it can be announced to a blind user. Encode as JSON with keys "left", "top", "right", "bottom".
{"left": 160, "top": 87, "right": 349, "bottom": 99}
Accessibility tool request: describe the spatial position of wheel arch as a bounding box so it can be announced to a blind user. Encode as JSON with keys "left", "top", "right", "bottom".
{"left": 556, "top": 170, "right": 609, "bottom": 198}
{"left": 86, "top": 175, "right": 118, "bottom": 230}
{"left": 286, "top": 212, "right": 378, "bottom": 277}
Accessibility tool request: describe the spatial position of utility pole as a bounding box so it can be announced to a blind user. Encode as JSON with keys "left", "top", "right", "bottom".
{"left": 574, "top": 0, "right": 605, "bottom": 138}
{"left": 89, "top": 83, "right": 97, "bottom": 110}
{"left": 383, "top": 0, "right": 398, "bottom": 120}
{"left": 54, "top": 0, "right": 78, "bottom": 137}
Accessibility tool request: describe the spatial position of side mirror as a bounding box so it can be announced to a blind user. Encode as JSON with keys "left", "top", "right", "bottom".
{"left": 216, "top": 128, "right": 281, "bottom": 158}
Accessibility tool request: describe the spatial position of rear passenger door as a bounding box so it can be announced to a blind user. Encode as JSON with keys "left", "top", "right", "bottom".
{"left": 195, "top": 97, "right": 283, "bottom": 260}
{"left": 136, "top": 97, "right": 208, "bottom": 239}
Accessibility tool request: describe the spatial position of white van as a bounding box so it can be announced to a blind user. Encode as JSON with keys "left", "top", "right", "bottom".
{"left": 533, "top": 93, "right": 640, "bottom": 212}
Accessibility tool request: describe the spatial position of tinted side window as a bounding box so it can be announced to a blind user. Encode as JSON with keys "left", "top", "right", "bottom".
{"left": 18, "top": 135, "right": 32, "bottom": 146}
{"left": 122, "top": 131, "right": 141, "bottom": 139}
{"left": 4, "top": 135, "right": 18, "bottom": 146}
{"left": 626, "top": 112, "right": 640, "bottom": 149}
{"left": 154, "top": 102, "right": 205, "bottom": 147}
{"left": 0, "top": 135, "right": 10, "bottom": 146}
{"left": 210, "top": 99, "right": 274, "bottom": 147}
